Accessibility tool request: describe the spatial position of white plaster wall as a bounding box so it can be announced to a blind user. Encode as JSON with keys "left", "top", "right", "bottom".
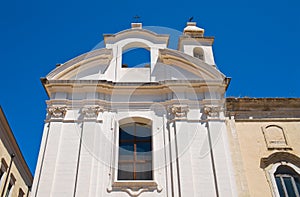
{"left": 32, "top": 109, "right": 237, "bottom": 197}
{"left": 33, "top": 122, "right": 63, "bottom": 196}
{"left": 51, "top": 122, "right": 81, "bottom": 196}
{"left": 30, "top": 124, "right": 50, "bottom": 196}
{"left": 208, "top": 121, "right": 237, "bottom": 197}
{"left": 176, "top": 121, "right": 218, "bottom": 197}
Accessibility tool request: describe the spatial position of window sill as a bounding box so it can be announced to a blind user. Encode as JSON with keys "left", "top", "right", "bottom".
{"left": 107, "top": 180, "right": 162, "bottom": 197}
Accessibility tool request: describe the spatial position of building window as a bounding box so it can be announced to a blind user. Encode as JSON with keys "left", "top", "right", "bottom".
{"left": 0, "top": 167, "right": 4, "bottom": 181}
{"left": 5, "top": 177, "right": 14, "bottom": 197}
{"left": 18, "top": 188, "right": 25, "bottom": 197}
{"left": 0, "top": 159, "right": 8, "bottom": 186}
{"left": 118, "top": 122, "right": 152, "bottom": 180}
{"left": 274, "top": 165, "right": 300, "bottom": 196}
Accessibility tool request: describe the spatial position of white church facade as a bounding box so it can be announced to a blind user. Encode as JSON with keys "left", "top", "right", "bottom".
{"left": 30, "top": 22, "right": 300, "bottom": 197}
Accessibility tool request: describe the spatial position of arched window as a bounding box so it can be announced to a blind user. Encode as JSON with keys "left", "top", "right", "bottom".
{"left": 274, "top": 165, "right": 300, "bottom": 196}
{"left": 193, "top": 47, "right": 204, "bottom": 61}
{"left": 118, "top": 121, "right": 152, "bottom": 180}
{"left": 122, "top": 47, "right": 150, "bottom": 68}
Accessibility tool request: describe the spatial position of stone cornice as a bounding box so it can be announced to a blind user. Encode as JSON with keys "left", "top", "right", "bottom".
{"left": 226, "top": 98, "right": 300, "bottom": 119}
{"left": 41, "top": 78, "right": 228, "bottom": 97}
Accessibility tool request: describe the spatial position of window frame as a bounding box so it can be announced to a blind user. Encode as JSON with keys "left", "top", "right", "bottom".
{"left": 108, "top": 117, "right": 160, "bottom": 195}
{"left": 275, "top": 173, "right": 300, "bottom": 196}
{"left": 266, "top": 162, "right": 300, "bottom": 197}
{"left": 118, "top": 122, "right": 153, "bottom": 180}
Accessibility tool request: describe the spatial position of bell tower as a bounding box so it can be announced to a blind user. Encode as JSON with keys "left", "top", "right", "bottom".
{"left": 178, "top": 22, "right": 216, "bottom": 66}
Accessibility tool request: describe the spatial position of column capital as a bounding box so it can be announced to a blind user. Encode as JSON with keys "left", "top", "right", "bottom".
{"left": 47, "top": 105, "right": 67, "bottom": 119}
{"left": 81, "top": 105, "right": 104, "bottom": 119}
{"left": 168, "top": 104, "right": 189, "bottom": 120}
{"left": 203, "top": 105, "right": 223, "bottom": 118}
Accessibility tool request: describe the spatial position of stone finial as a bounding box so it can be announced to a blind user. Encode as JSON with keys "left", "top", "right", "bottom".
{"left": 81, "top": 105, "right": 103, "bottom": 119}
{"left": 47, "top": 106, "right": 67, "bottom": 118}
{"left": 203, "top": 105, "right": 223, "bottom": 117}
{"left": 183, "top": 22, "right": 204, "bottom": 38}
{"left": 169, "top": 104, "right": 189, "bottom": 119}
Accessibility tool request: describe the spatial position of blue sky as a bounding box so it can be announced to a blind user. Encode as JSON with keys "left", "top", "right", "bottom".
{"left": 0, "top": 0, "right": 299, "bottom": 174}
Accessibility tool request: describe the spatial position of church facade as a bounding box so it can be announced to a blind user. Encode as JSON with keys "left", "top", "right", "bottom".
{"left": 31, "top": 22, "right": 300, "bottom": 197}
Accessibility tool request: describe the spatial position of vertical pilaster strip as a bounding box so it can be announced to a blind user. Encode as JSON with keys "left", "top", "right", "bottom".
{"left": 173, "top": 122, "right": 182, "bottom": 197}
{"left": 73, "top": 122, "right": 83, "bottom": 197}
{"left": 206, "top": 121, "right": 219, "bottom": 197}
{"left": 167, "top": 104, "right": 189, "bottom": 197}
{"left": 204, "top": 105, "right": 223, "bottom": 197}
{"left": 33, "top": 122, "right": 50, "bottom": 197}
{"left": 162, "top": 115, "right": 170, "bottom": 197}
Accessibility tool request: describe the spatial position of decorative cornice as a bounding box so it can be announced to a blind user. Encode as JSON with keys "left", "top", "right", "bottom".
{"left": 47, "top": 106, "right": 67, "bottom": 118}
{"left": 81, "top": 105, "right": 103, "bottom": 119}
{"left": 169, "top": 104, "right": 189, "bottom": 119}
{"left": 204, "top": 105, "right": 223, "bottom": 117}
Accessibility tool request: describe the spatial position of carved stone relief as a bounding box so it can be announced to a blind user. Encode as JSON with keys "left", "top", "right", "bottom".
{"left": 168, "top": 104, "right": 189, "bottom": 119}
{"left": 47, "top": 106, "right": 67, "bottom": 118}
{"left": 203, "top": 105, "right": 223, "bottom": 117}
{"left": 81, "top": 105, "right": 104, "bottom": 119}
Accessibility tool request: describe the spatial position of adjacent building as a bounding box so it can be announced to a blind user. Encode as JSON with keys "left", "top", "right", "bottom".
{"left": 0, "top": 106, "right": 33, "bottom": 197}
{"left": 30, "top": 22, "right": 300, "bottom": 197}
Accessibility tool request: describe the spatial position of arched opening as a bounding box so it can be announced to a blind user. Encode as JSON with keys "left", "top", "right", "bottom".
{"left": 118, "top": 117, "right": 152, "bottom": 180}
{"left": 122, "top": 43, "right": 150, "bottom": 68}
{"left": 193, "top": 47, "right": 204, "bottom": 61}
{"left": 122, "top": 48, "right": 150, "bottom": 68}
{"left": 274, "top": 165, "right": 300, "bottom": 196}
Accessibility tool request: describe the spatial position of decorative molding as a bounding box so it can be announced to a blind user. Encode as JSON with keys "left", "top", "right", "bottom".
{"left": 169, "top": 104, "right": 189, "bottom": 119}
{"left": 260, "top": 152, "right": 300, "bottom": 169}
{"left": 261, "top": 125, "right": 291, "bottom": 150}
{"left": 47, "top": 106, "right": 67, "bottom": 118}
{"left": 107, "top": 181, "right": 161, "bottom": 197}
{"left": 203, "top": 105, "right": 223, "bottom": 117}
{"left": 81, "top": 105, "right": 104, "bottom": 119}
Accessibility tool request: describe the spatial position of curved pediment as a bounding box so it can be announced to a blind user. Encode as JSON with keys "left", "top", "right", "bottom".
{"left": 104, "top": 28, "right": 169, "bottom": 46}
{"left": 156, "top": 48, "right": 225, "bottom": 81}
{"left": 45, "top": 47, "right": 225, "bottom": 82}
{"left": 46, "top": 48, "right": 112, "bottom": 80}
{"left": 45, "top": 24, "right": 226, "bottom": 83}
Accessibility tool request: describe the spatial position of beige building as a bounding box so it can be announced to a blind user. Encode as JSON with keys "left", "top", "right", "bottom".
{"left": 0, "top": 107, "right": 33, "bottom": 197}
{"left": 226, "top": 98, "right": 300, "bottom": 196}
